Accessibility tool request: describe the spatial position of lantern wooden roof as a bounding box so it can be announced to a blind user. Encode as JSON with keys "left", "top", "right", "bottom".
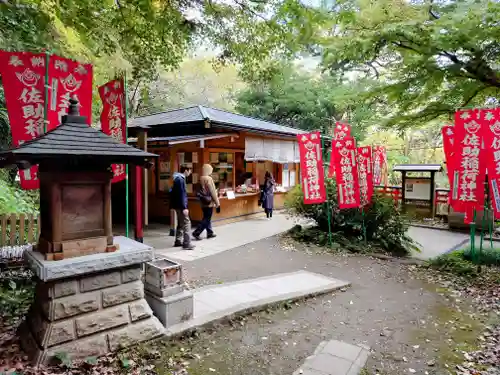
{"left": 0, "top": 98, "right": 157, "bottom": 169}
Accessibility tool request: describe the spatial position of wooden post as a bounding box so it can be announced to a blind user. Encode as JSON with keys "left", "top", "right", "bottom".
{"left": 134, "top": 165, "right": 144, "bottom": 243}
{"left": 103, "top": 179, "right": 113, "bottom": 245}
{"left": 138, "top": 130, "right": 148, "bottom": 227}
{"left": 51, "top": 181, "right": 62, "bottom": 253}
{"left": 430, "top": 171, "right": 436, "bottom": 218}
{"left": 401, "top": 171, "right": 407, "bottom": 212}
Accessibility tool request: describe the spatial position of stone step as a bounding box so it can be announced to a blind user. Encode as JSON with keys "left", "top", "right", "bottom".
{"left": 293, "top": 340, "right": 371, "bottom": 375}
{"left": 164, "top": 270, "right": 350, "bottom": 336}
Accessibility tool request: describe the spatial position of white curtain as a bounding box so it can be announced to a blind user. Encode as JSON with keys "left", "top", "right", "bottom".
{"left": 245, "top": 137, "right": 300, "bottom": 163}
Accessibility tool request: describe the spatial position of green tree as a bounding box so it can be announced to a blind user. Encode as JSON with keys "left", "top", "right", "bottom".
{"left": 129, "top": 57, "right": 246, "bottom": 116}
{"left": 235, "top": 64, "right": 378, "bottom": 140}
{"left": 317, "top": 0, "right": 500, "bottom": 128}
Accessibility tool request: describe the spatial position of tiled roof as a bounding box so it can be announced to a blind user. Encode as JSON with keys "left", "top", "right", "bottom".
{"left": 129, "top": 105, "right": 305, "bottom": 136}
{"left": 0, "top": 113, "right": 157, "bottom": 168}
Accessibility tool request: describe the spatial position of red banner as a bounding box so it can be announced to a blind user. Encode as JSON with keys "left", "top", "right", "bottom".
{"left": 99, "top": 79, "right": 127, "bottom": 183}
{"left": 0, "top": 52, "right": 93, "bottom": 190}
{"left": 328, "top": 122, "right": 352, "bottom": 177}
{"left": 47, "top": 55, "right": 93, "bottom": 130}
{"left": 334, "top": 122, "right": 351, "bottom": 140}
{"left": 441, "top": 125, "right": 456, "bottom": 189}
{"left": 357, "top": 146, "right": 373, "bottom": 206}
{"left": 332, "top": 138, "right": 361, "bottom": 209}
{"left": 372, "top": 146, "right": 387, "bottom": 186}
{"left": 451, "top": 109, "right": 486, "bottom": 213}
{"left": 481, "top": 108, "right": 500, "bottom": 218}
{"left": 297, "top": 132, "right": 326, "bottom": 204}
{"left": 0, "top": 51, "right": 47, "bottom": 189}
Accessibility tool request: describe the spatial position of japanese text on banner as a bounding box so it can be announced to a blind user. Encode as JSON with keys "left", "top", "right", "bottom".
{"left": 357, "top": 146, "right": 373, "bottom": 206}
{"left": 47, "top": 55, "right": 93, "bottom": 130}
{"left": 99, "top": 79, "right": 127, "bottom": 183}
{"left": 481, "top": 108, "right": 500, "bottom": 218}
{"left": 332, "top": 138, "right": 361, "bottom": 209}
{"left": 328, "top": 122, "right": 352, "bottom": 177}
{"left": 297, "top": 132, "right": 326, "bottom": 205}
{"left": 0, "top": 51, "right": 46, "bottom": 189}
{"left": 372, "top": 146, "right": 387, "bottom": 186}
{"left": 451, "top": 109, "right": 486, "bottom": 213}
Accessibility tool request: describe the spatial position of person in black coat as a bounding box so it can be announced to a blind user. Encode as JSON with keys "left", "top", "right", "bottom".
{"left": 261, "top": 171, "right": 275, "bottom": 219}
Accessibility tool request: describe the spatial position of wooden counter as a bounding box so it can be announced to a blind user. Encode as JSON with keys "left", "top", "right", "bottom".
{"left": 148, "top": 191, "right": 288, "bottom": 226}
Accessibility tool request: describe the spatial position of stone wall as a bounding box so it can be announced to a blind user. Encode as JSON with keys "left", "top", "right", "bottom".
{"left": 20, "top": 264, "right": 164, "bottom": 365}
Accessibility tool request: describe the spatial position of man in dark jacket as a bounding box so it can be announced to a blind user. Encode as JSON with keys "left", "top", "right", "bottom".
{"left": 170, "top": 165, "right": 194, "bottom": 249}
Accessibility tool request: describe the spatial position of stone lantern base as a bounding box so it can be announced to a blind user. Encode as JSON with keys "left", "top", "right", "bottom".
{"left": 19, "top": 237, "right": 165, "bottom": 365}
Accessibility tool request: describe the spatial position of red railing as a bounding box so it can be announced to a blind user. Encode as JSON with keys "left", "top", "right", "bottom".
{"left": 374, "top": 186, "right": 451, "bottom": 216}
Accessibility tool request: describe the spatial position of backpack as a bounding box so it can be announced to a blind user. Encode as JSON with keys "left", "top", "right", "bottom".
{"left": 197, "top": 186, "right": 212, "bottom": 205}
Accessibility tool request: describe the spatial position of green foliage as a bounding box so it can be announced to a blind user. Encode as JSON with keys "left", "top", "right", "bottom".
{"left": 0, "top": 271, "right": 35, "bottom": 323}
{"left": 235, "top": 64, "right": 377, "bottom": 137}
{"left": 285, "top": 178, "right": 418, "bottom": 256}
{"left": 429, "top": 251, "right": 479, "bottom": 277}
{"left": 0, "top": 175, "right": 39, "bottom": 214}
{"left": 317, "top": 0, "right": 500, "bottom": 129}
{"left": 429, "top": 248, "right": 500, "bottom": 279}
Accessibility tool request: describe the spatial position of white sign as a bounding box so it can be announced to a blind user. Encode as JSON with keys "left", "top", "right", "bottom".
{"left": 405, "top": 178, "right": 431, "bottom": 200}
{"left": 226, "top": 190, "right": 236, "bottom": 200}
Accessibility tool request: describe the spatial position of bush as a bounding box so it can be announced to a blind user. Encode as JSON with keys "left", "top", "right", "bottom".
{"left": 429, "top": 251, "right": 479, "bottom": 277}
{"left": 0, "top": 171, "right": 39, "bottom": 214}
{"left": 285, "top": 178, "right": 418, "bottom": 256}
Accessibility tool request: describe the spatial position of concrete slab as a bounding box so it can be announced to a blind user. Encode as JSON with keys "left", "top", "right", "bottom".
{"left": 294, "top": 340, "right": 370, "bottom": 375}
{"left": 165, "top": 271, "right": 350, "bottom": 337}
{"left": 408, "top": 226, "right": 469, "bottom": 260}
{"left": 153, "top": 213, "right": 314, "bottom": 262}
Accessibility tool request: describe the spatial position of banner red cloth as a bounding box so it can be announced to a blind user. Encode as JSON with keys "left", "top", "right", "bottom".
{"left": 47, "top": 55, "right": 93, "bottom": 130}
{"left": 334, "top": 122, "right": 351, "bottom": 140}
{"left": 441, "top": 125, "right": 456, "bottom": 189}
{"left": 328, "top": 122, "right": 352, "bottom": 177}
{"left": 99, "top": 79, "right": 127, "bottom": 183}
{"left": 332, "top": 138, "right": 361, "bottom": 209}
{"left": 297, "top": 132, "right": 326, "bottom": 204}
{"left": 0, "top": 51, "right": 47, "bottom": 189}
{"left": 357, "top": 146, "right": 373, "bottom": 206}
{"left": 450, "top": 109, "right": 486, "bottom": 213}
{"left": 372, "top": 146, "right": 387, "bottom": 186}
{"left": 0, "top": 51, "right": 93, "bottom": 190}
{"left": 481, "top": 108, "right": 500, "bottom": 218}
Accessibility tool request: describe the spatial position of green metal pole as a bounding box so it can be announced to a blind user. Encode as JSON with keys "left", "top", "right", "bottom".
{"left": 43, "top": 51, "right": 50, "bottom": 134}
{"left": 470, "top": 209, "right": 477, "bottom": 262}
{"left": 123, "top": 74, "right": 130, "bottom": 238}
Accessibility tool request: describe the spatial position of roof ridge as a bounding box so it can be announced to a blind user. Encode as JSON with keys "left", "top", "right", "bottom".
{"left": 202, "top": 106, "right": 294, "bottom": 128}
{"left": 130, "top": 105, "right": 201, "bottom": 120}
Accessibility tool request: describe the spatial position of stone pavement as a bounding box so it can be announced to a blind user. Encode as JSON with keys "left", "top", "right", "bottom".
{"left": 166, "top": 270, "right": 350, "bottom": 336}
{"left": 153, "top": 213, "right": 312, "bottom": 262}
{"left": 293, "top": 340, "right": 370, "bottom": 375}
{"left": 408, "top": 226, "right": 469, "bottom": 260}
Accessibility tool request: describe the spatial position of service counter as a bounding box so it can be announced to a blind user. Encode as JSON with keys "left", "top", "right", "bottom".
{"left": 147, "top": 191, "right": 288, "bottom": 226}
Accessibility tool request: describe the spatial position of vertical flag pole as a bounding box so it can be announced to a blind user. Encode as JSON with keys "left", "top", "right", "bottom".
{"left": 123, "top": 73, "right": 130, "bottom": 238}
{"left": 43, "top": 51, "right": 50, "bottom": 134}
{"left": 321, "top": 134, "right": 333, "bottom": 247}
{"left": 471, "top": 209, "right": 477, "bottom": 261}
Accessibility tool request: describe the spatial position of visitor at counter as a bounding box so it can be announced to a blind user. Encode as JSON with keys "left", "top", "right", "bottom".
{"left": 261, "top": 171, "right": 275, "bottom": 220}
{"left": 193, "top": 164, "right": 220, "bottom": 240}
{"left": 171, "top": 165, "right": 194, "bottom": 250}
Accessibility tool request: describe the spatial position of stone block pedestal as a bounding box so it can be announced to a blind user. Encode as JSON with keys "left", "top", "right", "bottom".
{"left": 19, "top": 237, "right": 165, "bottom": 365}
{"left": 143, "top": 257, "right": 193, "bottom": 328}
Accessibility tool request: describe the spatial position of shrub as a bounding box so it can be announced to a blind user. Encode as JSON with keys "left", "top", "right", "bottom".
{"left": 429, "top": 251, "right": 479, "bottom": 277}
{"left": 285, "top": 178, "right": 418, "bottom": 256}
{"left": 0, "top": 171, "right": 39, "bottom": 214}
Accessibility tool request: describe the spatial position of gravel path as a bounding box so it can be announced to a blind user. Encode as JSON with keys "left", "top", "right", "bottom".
{"left": 155, "top": 236, "right": 489, "bottom": 375}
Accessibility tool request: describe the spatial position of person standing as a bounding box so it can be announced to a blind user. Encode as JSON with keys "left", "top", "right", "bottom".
{"left": 262, "top": 171, "right": 275, "bottom": 219}
{"left": 193, "top": 164, "right": 220, "bottom": 240}
{"left": 171, "top": 165, "right": 195, "bottom": 250}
